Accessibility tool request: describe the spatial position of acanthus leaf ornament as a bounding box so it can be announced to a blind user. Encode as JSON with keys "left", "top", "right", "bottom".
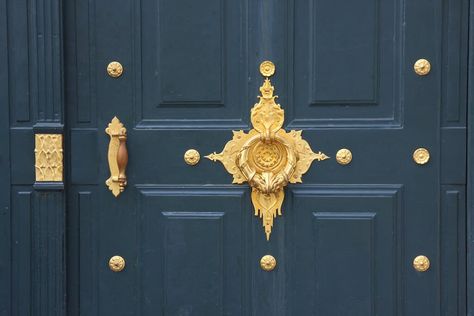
{"left": 206, "top": 61, "right": 329, "bottom": 240}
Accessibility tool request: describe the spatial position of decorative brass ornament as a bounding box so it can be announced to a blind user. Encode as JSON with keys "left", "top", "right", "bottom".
{"left": 336, "top": 148, "right": 352, "bottom": 165}
{"left": 413, "top": 255, "right": 430, "bottom": 272}
{"left": 206, "top": 62, "right": 329, "bottom": 240}
{"left": 108, "top": 255, "right": 126, "bottom": 272}
{"left": 184, "top": 149, "right": 200, "bottom": 166}
{"left": 260, "top": 255, "right": 277, "bottom": 271}
{"left": 259, "top": 60, "right": 275, "bottom": 77}
{"left": 107, "top": 61, "right": 123, "bottom": 78}
{"left": 413, "top": 59, "right": 431, "bottom": 76}
{"left": 34, "top": 134, "right": 63, "bottom": 182}
{"left": 105, "top": 117, "right": 128, "bottom": 197}
{"left": 413, "top": 147, "right": 430, "bottom": 165}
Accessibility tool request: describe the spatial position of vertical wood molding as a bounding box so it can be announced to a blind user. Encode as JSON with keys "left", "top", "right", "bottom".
{"left": 0, "top": 0, "right": 11, "bottom": 313}
{"left": 32, "top": 192, "right": 65, "bottom": 315}
{"left": 32, "top": 0, "right": 64, "bottom": 127}
{"left": 467, "top": 0, "right": 474, "bottom": 313}
{"left": 6, "top": 0, "right": 67, "bottom": 314}
{"left": 29, "top": 0, "right": 66, "bottom": 314}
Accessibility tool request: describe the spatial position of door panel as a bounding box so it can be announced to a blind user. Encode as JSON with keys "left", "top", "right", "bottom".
{"left": 138, "top": 187, "right": 247, "bottom": 315}
{"left": 292, "top": 0, "right": 401, "bottom": 126}
{"left": 64, "top": 0, "right": 468, "bottom": 315}
{"left": 139, "top": 0, "right": 248, "bottom": 127}
{"left": 289, "top": 186, "right": 402, "bottom": 315}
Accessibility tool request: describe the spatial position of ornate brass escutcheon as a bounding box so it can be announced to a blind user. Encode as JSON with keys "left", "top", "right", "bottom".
{"left": 34, "top": 134, "right": 63, "bottom": 181}
{"left": 260, "top": 255, "right": 277, "bottom": 271}
{"left": 413, "top": 255, "right": 430, "bottom": 272}
{"left": 105, "top": 117, "right": 128, "bottom": 197}
{"left": 108, "top": 255, "right": 126, "bottom": 272}
{"left": 206, "top": 61, "right": 329, "bottom": 240}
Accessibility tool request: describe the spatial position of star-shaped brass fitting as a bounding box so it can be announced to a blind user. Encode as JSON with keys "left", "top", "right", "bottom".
{"left": 206, "top": 61, "right": 329, "bottom": 240}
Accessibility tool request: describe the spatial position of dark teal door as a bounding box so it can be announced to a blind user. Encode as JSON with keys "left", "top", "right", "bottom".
{"left": 64, "top": 0, "right": 467, "bottom": 315}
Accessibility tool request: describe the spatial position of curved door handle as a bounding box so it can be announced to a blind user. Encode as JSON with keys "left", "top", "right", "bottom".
{"left": 105, "top": 116, "right": 128, "bottom": 197}
{"left": 206, "top": 61, "right": 329, "bottom": 240}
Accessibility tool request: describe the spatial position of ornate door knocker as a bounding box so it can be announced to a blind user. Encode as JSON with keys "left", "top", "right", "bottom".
{"left": 206, "top": 61, "right": 329, "bottom": 240}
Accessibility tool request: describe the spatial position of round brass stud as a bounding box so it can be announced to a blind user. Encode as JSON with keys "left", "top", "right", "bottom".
{"left": 413, "top": 255, "right": 430, "bottom": 272}
{"left": 259, "top": 61, "right": 275, "bottom": 77}
{"left": 184, "top": 149, "right": 200, "bottom": 166}
{"left": 107, "top": 61, "right": 124, "bottom": 78}
{"left": 108, "top": 255, "right": 126, "bottom": 272}
{"left": 413, "top": 148, "right": 430, "bottom": 165}
{"left": 260, "top": 255, "right": 277, "bottom": 271}
{"left": 414, "top": 58, "right": 431, "bottom": 76}
{"left": 336, "top": 148, "right": 352, "bottom": 165}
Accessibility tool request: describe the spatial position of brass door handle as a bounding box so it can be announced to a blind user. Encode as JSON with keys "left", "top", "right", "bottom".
{"left": 105, "top": 117, "right": 128, "bottom": 197}
{"left": 206, "top": 61, "right": 329, "bottom": 240}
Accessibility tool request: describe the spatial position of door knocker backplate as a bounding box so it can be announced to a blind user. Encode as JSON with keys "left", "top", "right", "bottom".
{"left": 206, "top": 61, "right": 329, "bottom": 240}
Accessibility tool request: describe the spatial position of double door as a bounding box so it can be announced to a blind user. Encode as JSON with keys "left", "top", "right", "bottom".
{"left": 65, "top": 0, "right": 467, "bottom": 315}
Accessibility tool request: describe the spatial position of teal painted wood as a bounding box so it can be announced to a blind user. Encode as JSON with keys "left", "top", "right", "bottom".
{"left": 468, "top": 0, "right": 474, "bottom": 313}
{"left": 0, "top": 0, "right": 11, "bottom": 314}
{"left": 62, "top": 0, "right": 469, "bottom": 315}
{"left": 0, "top": 0, "right": 452, "bottom": 315}
{"left": 4, "top": 0, "right": 67, "bottom": 315}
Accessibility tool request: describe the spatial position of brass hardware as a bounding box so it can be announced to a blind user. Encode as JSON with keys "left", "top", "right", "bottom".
{"left": 413, "top": 148, "right": 430, "bottom": 165}
{"left": 206, "top": 61, "right": 329, "bottom": 240}
{"left": 35, "top": 134, "right": 63, "bottom": 181}
{"left": 414, "top": 59, "right": 431, "bottom": 76}
{"left": 336, "top": 148, "right": 352, "bottom": 165}
{"left": 260, "top": 255, "right": 277, "bottom": 271}
{"left": 259, "top": 60, "right": 275, "bottom": 77}
{"left": 108, "top": 255, "right": 126, "bottom": 272}
{"left": 413, "top": 255, "right": 430, "bottom": 272}
{"left": 107, "top": 61, "right": 123, "bottom": 78}
{"left": 184, "top": 149, "right": 200, "bottom": 166}
{"left": 105, "top": 117, "right": 128, "bottom": 197}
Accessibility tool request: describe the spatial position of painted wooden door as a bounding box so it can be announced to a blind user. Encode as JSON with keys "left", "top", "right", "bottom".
{"left": 64, "top": 0, "right": 468, "bottom": 315}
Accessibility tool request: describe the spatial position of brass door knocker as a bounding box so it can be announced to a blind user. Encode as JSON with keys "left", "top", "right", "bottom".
{"left": 206, "top": 61, "right": 329, "bottom": 240}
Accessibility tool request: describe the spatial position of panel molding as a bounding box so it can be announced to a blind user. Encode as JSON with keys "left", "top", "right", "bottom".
{"left": 309, "top": 0, "right": 379, "bottom": 105}
{"left": 441, "top": 187, "right": 466, "bottom": 315}
{"left": 286, "top": 0, "right": 404, "bottom": 128}
{"left": 136, "top": 185, "right": 248, "bottom": 315}
{"left": 312, "top": 211, "right": 376, "bottom": 315}
{"left": 157, "top": 0, "right": 225, "bottom": 106}
{"left": 134, "top": 0, "right": 250, "bottom": 129}
{"left": 289, "top": 184, "right": 404, "bottom": 315}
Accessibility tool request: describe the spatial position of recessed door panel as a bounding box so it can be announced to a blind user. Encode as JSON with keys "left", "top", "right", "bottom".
{"left": 138, "top": 187, "right": 247, "bottom": 315}
{"left": 289, "top": 186, "right": 402, "bottom": 315}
